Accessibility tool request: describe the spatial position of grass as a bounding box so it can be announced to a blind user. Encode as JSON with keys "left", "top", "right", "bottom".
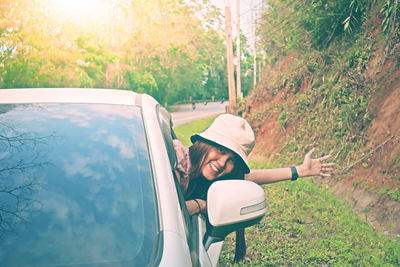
{"left": 173, "top": 114, "right": 219, "bottom": 147}
{"left": 219, "top": 175, "right": 400, "bottom": 266}
{"left": 174, "top": 115, "right": 400, "bottom": 266}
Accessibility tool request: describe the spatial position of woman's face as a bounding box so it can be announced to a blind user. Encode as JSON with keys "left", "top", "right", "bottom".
{"left": 201, "top": 145, "right": 235, "bottom": 181}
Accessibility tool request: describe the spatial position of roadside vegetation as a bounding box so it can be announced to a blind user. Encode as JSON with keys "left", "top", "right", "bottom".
{"left": 174, "top": 116, "right": 400, "bottom": 266}
{"left": 174, "top": 115, "right": 218, "bottom": 147}
{"left": 235, "top": 0, "right": 400, "bottom": 205}
{"left": 0, "top": 0, "right": 254, "bottom": 105}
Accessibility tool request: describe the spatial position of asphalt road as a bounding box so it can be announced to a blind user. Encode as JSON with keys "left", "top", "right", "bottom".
{"left": 171, "top": 102, "right": 228, "bottom": 127}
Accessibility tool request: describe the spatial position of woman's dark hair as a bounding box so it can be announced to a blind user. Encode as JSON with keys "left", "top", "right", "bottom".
{"left": 184, "top": 139, "right": 246, "bottom": 200}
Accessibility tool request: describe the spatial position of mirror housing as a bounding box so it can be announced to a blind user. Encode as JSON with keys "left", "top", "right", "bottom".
{"left": 203, "top": 180, "right": 267, "bottom": 249}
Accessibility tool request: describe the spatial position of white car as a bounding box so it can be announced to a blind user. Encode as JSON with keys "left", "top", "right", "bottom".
{"left": 0, "top": 88, "right": 267, "bottom": 266}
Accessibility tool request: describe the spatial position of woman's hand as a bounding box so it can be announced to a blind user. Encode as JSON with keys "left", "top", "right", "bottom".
{"left": 186, "top": 199, "right": 207, "bottom": 216}
{"left": 297, "top": 147, "right": 335, "bottom": 177}
{"left": 245, "top": 148, "right": 335, "bottom": 185}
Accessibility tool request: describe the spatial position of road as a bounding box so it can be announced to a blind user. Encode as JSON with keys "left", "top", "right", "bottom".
{"left": 171, "top": 102, "right": 228, "bottom": 127}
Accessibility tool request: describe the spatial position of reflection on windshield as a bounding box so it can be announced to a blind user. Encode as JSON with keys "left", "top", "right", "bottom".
{"left": 0, "top": 104, "right": 158, "bottom": 266}
{"left": 0, "top": 118, "right": 50, "bottom": 236}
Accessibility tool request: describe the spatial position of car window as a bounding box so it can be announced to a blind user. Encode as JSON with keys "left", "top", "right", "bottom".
{"left": 0, "top": 103, "right": 158, "bottom": 266}
{"left": 156, "top": 106, "right": 177, "bottom": 170}
{"left": 156, "top": 106, "right": 191, "bottom": 225}
{"left": 156, "top": 106, "right": 205, "bottom": 265}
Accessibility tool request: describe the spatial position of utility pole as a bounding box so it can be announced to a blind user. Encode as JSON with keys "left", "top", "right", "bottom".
{"left": 225, "top": 0, "right": 236, "bottom": 106}
{"left": 252, "top": 0, "right": 257, "bottom": 88}
{"left": 236, "top": 0, "right": 241, "bottom": 99}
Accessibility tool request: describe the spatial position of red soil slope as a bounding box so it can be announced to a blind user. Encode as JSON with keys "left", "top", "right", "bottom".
{"left": 246, "top": 52, "right": 400, "bottom": 236}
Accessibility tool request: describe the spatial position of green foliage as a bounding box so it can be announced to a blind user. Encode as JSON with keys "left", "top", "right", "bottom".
{"left": 278, "top": 111, "right": 288, "bottom": 130}
{"left": 381, "top": 0, "right": 400, "bottom": 33}
{"left": 0, "top": 0, "right": 231, "bottom": 104}
{"left": 76, "top": 35, "right": 115, "bottom": 87}
{"left": 219, "top": 176, "right": 400, "bottom": 266}
{"left": 378, "top": 186, "right": 391, "bottom": 195}
{"left": 234, "top": 1, "right": 400, "bottom": 262}
{"left": 385, "top": 239, "right": 400, "bottom": 265}
{"left": 343, "top": 0, "right": 367, "bottom": 33}
{"left": 117, "top": 0, "right": 230, "bottom": 104}
{"left": 175, "top": 119, "right": 400, "bottom": 265}
{"left": 389, "top": 187, "right": 400, "bottom": 201}
{"left": 259, "top": 0, "right": 368, "bottom": 56}
{"left": 173, "top": 115, "right": 219, "bottom": 147}
{"left": 125, "top": 69, "right": 158, "bottom": 96}
{"left": 253, "top": 14, "right": 376, "bottom": 171}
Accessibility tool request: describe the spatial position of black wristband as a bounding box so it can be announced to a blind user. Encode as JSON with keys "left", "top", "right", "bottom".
{"left": 193, "top": 199, "right": 201, "bottom": 213}
{"left": 290, "top": 166, "right": 299, "bottom": 181}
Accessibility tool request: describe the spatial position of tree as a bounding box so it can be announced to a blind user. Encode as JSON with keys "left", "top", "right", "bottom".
{"left": 0, "top": 0, "right": 233, "bottom": 104}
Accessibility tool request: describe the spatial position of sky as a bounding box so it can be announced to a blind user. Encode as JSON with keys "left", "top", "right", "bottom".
{"left": 212, "top": 0, "right": 264, "bottom": 48}
{"left": 47, "top": 0, "right": 264, "bottom": 50}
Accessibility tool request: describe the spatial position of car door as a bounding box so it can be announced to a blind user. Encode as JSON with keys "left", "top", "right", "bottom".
{"left": 192, "top": 214, "right": 224, "bottom": 267}
{"left": 156, "top": 106, "right": 216, "bottom": 267}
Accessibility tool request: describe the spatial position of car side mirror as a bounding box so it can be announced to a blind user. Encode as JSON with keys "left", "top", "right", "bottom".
{"left": 203, "top": 180, "right": 267, "bottom": 250}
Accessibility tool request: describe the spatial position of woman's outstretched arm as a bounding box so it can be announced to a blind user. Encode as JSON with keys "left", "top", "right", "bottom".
{"left": 245, "top": 148, "right": 335, "bottom": 185}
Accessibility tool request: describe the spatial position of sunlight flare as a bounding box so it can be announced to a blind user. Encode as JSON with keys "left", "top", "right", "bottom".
{"left": 50, "top": 0, "right": 110, "bottom": 22}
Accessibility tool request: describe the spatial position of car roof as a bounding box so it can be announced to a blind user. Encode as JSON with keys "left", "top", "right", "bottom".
{"left": 0, "top": 88, "right": 140, "bottom": 105}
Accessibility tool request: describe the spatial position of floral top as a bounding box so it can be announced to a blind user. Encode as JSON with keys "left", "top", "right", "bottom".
{"left": 173, "top": 139, "right": 191, "bottom": 194}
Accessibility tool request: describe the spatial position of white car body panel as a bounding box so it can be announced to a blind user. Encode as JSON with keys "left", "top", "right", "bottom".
{"left": 158, "top": 231, "right": 193, "bottom": 267}
{"left": 141, "top": 94, "right": 190, "bottom": 234}
{"left": 0, "top": 88, "right": 139, "bottom": 105}
{"left": 141, "top": 94, "right": 215, "bottom": 266}
{"left": 197, "top": 216, "right": 222, "bottom": 267}
{"left": 207, "top": 241, "right": 224, "bottom": 267}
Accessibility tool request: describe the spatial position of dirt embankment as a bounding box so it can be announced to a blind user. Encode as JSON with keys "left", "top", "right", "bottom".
{"left": 316, "top": 72, "right": 400, "bottom": 236}
{"left": 245, "top": 49, "right": 400, "bottom": 236}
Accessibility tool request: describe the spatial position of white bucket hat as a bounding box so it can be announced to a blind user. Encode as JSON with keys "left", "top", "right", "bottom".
{"left": 190, "top": 114, "right": 255, "bottom": 173}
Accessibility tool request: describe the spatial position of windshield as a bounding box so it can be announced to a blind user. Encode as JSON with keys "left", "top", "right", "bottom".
{"left": 0, "top": 103, "right": 158, "bottom": 266}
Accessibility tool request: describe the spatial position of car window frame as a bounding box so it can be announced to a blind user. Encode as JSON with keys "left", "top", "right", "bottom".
{"left": 156, "top": 105, "right": 205, "bottom": 266}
